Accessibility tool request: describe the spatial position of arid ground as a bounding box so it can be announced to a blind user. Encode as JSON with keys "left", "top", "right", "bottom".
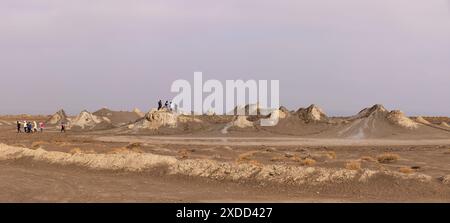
{"left": 1, "top": 105, "right": 450, "bottom": 202}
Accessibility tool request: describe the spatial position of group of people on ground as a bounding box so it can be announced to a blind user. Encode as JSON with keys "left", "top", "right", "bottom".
{"left": 17, "top": 120, "right": 44, "bottom": 133}
{"left": 16, "top": 120, "right": 66, "bottom": 133}
{"left": 158, "top": 100, "right": 177, "bottom": 111}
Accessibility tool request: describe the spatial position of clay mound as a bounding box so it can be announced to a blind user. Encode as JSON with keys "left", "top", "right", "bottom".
{"left": 93, "top": 108, "right": 141, "bottom": 126}
{"left": 126, "top": 109, "right": 209, "bottom": 134}
{"left": 328, "top": 104, "right": 450, "bottom": 139}
{"left": 415, "top": 116, "right": 431, "bottom": 125}
{"left": 129, "top": 109, "right": 178, "bottom": 130}
{"left": 46, "top": 109, "right": 69, "bottom": 125}
{"left": 296, "top": 104, "right": 328, "bottom": 122}
{"left": 221, "top": 116, "right": 254, "bottom": 134}
{"left": 440, "top": 122, "right": 450, "bottom": 128}
{"left": 386, "top": 110, "right": 419, "bottom": 129}
{"left": 71, "top": 110, "right": 113, "bottom": 130}
{"left": 352, "top": 104, "right": 388, "bottom": 119}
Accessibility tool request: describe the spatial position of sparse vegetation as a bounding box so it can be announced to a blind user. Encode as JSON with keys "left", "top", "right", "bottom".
{"left": 325, "top": 151, "right": 336, "bottom": 159}
{"left": 377, "top": 153, "right": 400, "bottom": 164}
{"left": 300, "top": 158, "right": 316, "bottom": 166}
{"left": 345, "top": 160, "right": 361, "bottom": 170}
{"left": 126, "top": 142, "right": 142, "bottom": 149}
{"left": 31, "top": 141, "right": 47, "bottom": 149}
{"left": 108, "top": 147, "right": 143, "bottom": 154}
{"left": 270, "top": 156, "right": 285, "bottom": 162}
{"left": 398, "top": 167, "right": 415, "bottom": 174}
{"left": 360, "top": 156, "right": 376, "bottom": 162}
{"left": 69, "top": 147, "right": 97, "bottom": 155}
{"left": 236, "top": 151, "right": 257, "bottom": 163}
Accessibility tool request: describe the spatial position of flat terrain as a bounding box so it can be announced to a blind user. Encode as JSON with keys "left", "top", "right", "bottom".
{"left": 1, "top": 112, "right": 450, "bottom": 203}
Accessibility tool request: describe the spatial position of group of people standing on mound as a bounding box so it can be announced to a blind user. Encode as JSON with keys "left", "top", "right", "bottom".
{"left": 157, "top": 100, "right": 177, "bottom": 112}
{"left": 17, "top": 120, "right": 45, "bottom": 133}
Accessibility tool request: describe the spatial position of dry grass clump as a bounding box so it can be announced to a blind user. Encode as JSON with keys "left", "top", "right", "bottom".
{"left": 360, "top": 156, "right": 377, "bottom": 162}
{"left": 247, "top": 159, "right": 263, "bottom": 167}
{"left": 325, "top": 151, "right": 337, "bottom": 159}
{"left": 126, "top": 142, "right": 142, "bottom": 149}
{"left": 177, "top": 149, "right": 192, "bottom": 159}
{"left": 345, "top": 160, "right": 361, "bottom": 170}
{"left": 236, "top": 151, "right": 257, "bottom": 162}
{"left": 69, "top": 147, "right": 97, "bottom": 155}
{"left": 31, "top": 141, "right": 48, "bottom": 149}
{"left": 377, "top": 153, "right": 400, "bottom": 164}
{"left": 108, "top": 147, "right": 144, "bottom": 154}
{"left": 270, "top": 155, "right": 285, "bottom": 162}
{"left": 444, "top": 149, "right": 450, "bottom": 155}
{"left": 291, "top": 156, "right": 316, "bottom": 166}
{"left": 291, "top": 155, "right": 302, "bottom": 162}
{"left": 398, "top": 167, "right": 415, "bottom": 174}
{"left": 300, "top": 158, "right": 316, "bottom": 166}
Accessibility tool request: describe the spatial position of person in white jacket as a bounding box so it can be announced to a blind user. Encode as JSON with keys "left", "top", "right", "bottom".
{"left": 33, "top": 121, "right": 38, "bottom": 133}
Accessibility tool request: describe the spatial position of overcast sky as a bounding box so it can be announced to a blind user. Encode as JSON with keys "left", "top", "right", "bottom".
{"left": 1, "top": 0, "right": 449, "bottom": 116}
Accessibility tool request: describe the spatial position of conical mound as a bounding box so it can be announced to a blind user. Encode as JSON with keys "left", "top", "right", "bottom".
{"left": 71, "top": 110, "right": 111, "bottom": 130}
{"left": 46, "top": 109, "right": 69, "bottom": 125}
{"left": 93, "top": 108, "right": 142, "bottom": 126}
{"left": 296, "top": 104, "right": 328, "bottom": 122}
{"left": 415, "top": 116, "right": 431, "bottom": 125}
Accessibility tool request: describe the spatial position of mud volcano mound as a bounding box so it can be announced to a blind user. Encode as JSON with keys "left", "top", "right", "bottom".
{"left": 93, "top": 108, "right": 142, "bottom": 126}
{"left": 296, "top": 104, "right": 328, "bottom": 122}
{"left": 333, "top": 104, "right": 450, "bottom": 139}
{"left": 46, "top": 109, "right": 70, "bottom": 125}
{"left": 70, "top": 110, "right": 114, "bottom": 131}
{"left": 125, "top": 109, "right": 210, "bottom": 134}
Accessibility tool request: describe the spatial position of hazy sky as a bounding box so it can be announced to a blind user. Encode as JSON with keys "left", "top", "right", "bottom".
{"left": 1, "top": 0, "right": 449, "bottom": 116}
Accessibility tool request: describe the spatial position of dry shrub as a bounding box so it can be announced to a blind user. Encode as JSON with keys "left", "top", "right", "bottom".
{"left": 291, "top": 155, "right": 302, "bottom": 162}
{"left": 300, "top": 158, "right": 316, "bottom": 166}
{"left": 247, "top": 159, "right": 263, "bottom": 167}
{"left": 108, "top": 147, "right": 143, "bottom": 154}
{"left": 444, "top": 149, "right": 450, "bottom": 155}
{"left": 360, "top": 156, "right": 377, "bottom": 162}
{"left": 126, "top": 142, "right": 142, "bottom": 149}
{"left": 69, "top": 147, "right": 97, "bottom": 155}
{"left": 377, "top": 153, "right": 400, "bottom": 164}
{"left": 31, "top": 141, "right": 47, "bottom": 148}
{"left": 345, "top": 160, "right": 361, "bottom": 170}
{"left": 236, "top": 151, "right": 257, "bottom": 162}
{"left": 325, "top": 151, "right": 337, "bottom": 159}
{"left": 399, "top": 167, "right": 415, "bottom": 174}
{"left": 270, "top": 156, "right": 285, "bottom": 162}
{"left": 177, "top": 149, "right": 191, "bottom": 159}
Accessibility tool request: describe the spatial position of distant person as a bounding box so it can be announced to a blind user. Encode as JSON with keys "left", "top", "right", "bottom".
{"left": 164, "top": 101, "right": 169, "bottom": 109}
{"left": 169, "top": 101, "right": 174, "bottom": 111}
{"left": 61, "top": 122, "right": 66, "bottom": 133}
{"left": 17, "top": 121, "right": 21, "bottom": 133}
{"left": 33, "top": 121, "right": 38, "bottom": 133}
{"left": 27, "top": 122, "right": 32, "bottom": 133}
{"left": 23, "top": 120, "right": 27, "bottom": 133}
{"left": 39, "top": 122, "right": 45, "bottom": 133}
{"left": 158, "top": 100, "right": 163, "bottom": 110}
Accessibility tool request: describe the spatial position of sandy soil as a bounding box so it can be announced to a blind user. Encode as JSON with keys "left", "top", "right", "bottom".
{"left": 1, "top": 114, "right": 450, "bottom": 203}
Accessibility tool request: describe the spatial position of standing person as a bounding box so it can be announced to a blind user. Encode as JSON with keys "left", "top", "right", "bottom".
{"left": 33, "top": 121, "right": 38, "bottom": 133}
{"left": 164, "top": 101, "right": 169, "bottom": 109}
{"left": 158, "top": 100, "right": 162, "bottom": 110}
{"left": 23, "top": 120, "right": 27, "bottom": 133}
{"left": 17, "top": 121, "right": 21, "bottom": 133}
{"left": 39, "top": 122, "right": 45, "bottom": 133}
{"left": 27, "top": 122, "right": 32, "bottom": 133}
{"left": 61, "top": 122, "right": 66, "bottom": 133}
{"left": 169, "top": 101, "right": 174, "bottom": 111}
